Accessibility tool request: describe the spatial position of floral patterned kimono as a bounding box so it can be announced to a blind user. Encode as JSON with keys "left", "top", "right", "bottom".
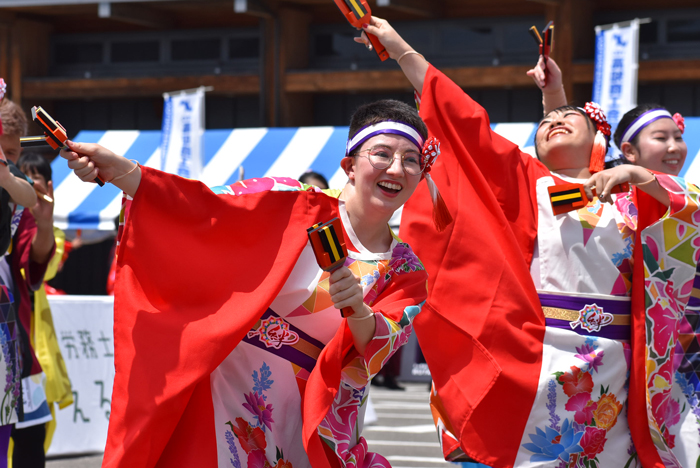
{"left": 514, "top": 173, "right": 700, "bottom": 468}
{"left": 209, "top": 178, "right": 427, "bottom": 468}
{"left": 401, "top": 64, "right": 700, "bottom": 468}
{"left": 107, "top": 168, "right": 428, "bottom": 468}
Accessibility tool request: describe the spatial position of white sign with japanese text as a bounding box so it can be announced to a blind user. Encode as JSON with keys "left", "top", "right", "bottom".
{"left": 46, "top": 295, "right": 114, "bottom": 456}
{"left": 592, "top": 19, "right": 640, "bottom": 136}
{"left": 160, "top": 87, "right": 205, "bottom": 180}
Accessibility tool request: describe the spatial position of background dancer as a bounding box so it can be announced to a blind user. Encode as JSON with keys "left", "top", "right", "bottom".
{"left": 0, "top": 97, "right": 54, "bottom": 468}
{"left": 531, "top": 56, "right": 699, "bottom": 467}
{"left": 57, "top": 99, "right": 437, "bottom": 468}
{"left": 356, "top": 18, "right": 700, "bottom": 468}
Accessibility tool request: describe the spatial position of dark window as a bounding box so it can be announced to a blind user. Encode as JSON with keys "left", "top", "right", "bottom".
{"left": 668, "top": 19, "right": 700, "bottom": 42}
{"left": 503, "top": 24, "right": 535, "bottom": 51}
{"left": 639, "top": 21, "right": 658, "bottom": 45}
{"left": 315, "top": 34, "right": 336, "bottom": 57}
{"left": 440, "top": 26, "right": 494, "bottom": 54}
{"left": 171, "top": 38, "right": 221, "bottom": 61}
{"left": 111, "top": 41, "right": 159, "bottom": 63}
{"left": 229, "top": 37, "right": 259, "bottom": 59}
{"left": 55, "top": 43, "right": 103, "bottom": 64}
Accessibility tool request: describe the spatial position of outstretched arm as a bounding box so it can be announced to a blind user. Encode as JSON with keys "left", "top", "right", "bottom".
{"left": 584, "top": 165, "right": 669, "bottom": 206}
{"left": 0, "top": 151, "right": 37, "bottom": 208}
{"left": 527, "top": 56, "right": 567, "bottom": 115}
{"left": 355, "top": 16, "right": 428, "bottom": 93}
{"left": 29, "top": 176, "right": 55, "bottom": 264}
{"left": 59, "top": 140, "right": 141, "bottom": 197}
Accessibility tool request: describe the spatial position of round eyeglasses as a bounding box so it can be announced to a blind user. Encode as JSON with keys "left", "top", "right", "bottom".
{"left": 354, "top": 146, "right": 424, "bottom": 176}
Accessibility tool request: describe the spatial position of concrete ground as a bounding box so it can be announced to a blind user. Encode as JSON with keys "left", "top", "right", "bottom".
{"left": 47, "top": 383, "right": 450, "bottom": 468}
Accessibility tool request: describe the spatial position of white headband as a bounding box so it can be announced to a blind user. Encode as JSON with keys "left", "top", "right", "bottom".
{"left": 346, "top": 121, "right": 425, "bottom": 156}
{"left": 621, "top": 109, "right": 673, "bottom": 144}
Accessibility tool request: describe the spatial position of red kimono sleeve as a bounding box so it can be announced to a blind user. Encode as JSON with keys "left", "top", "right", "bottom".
{"left": 401, "top": 65, "right": 547, "bottom": 467}
{"left": 106, "top": 167, "right": 343, "bottom": 468}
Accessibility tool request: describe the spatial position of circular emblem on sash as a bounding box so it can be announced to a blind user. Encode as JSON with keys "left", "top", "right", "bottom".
{"left": 247, "top": 316, "right": 300, "bottom": 349}
{"left": 570, "top": 304, "right": 614, "bottom": 333}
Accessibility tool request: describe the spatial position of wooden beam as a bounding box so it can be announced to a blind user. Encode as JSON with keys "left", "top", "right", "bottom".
{"left": 0, "top": 24, "right": 9, "bottom": 82}
{"left": 285, "top": 65, "right": 537, "bottom": 93}
{"left": 545, "top": 0, "right": 573, "bottom": 100}
{"left": 571, "top": 60, "right": 700, "bottom": 84}
{"left": 526, "top": 0, "right": 560, "bottom": 5}
{"left": 375, "top": 0, "right": 435, "bottom": 17}
{"left": 286, "top": 59, "right": 700, "bottom": 94}
{"left": 278, "top": 7, "right": 312, "bottom": 126}
{"left": 10, "top": 23, "right": 21, "bottom": 103}
{"left": 22, "top": 74, "right": 260, "bottom": 100}
{"left": 97, "top": 2, "right": 174, "bottom": 29}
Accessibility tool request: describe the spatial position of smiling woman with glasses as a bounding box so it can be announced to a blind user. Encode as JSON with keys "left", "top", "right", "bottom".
{"left": 56, "top": 99, "right": 450, "bottom": 468}
{"left": 354, "top": 145, "right": 424, "bottom": 176}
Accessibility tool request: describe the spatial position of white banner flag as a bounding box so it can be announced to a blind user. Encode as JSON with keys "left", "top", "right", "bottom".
{"left": 160, "top": 87, "right": 205, "bottom": 179}
{"left": 592, "top": 19, "right": 641, "bottom": 133}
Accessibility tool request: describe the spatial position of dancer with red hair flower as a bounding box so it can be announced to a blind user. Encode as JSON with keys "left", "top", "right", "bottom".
{"left": 356, "top": 17, "right": 700, "bottom": 468}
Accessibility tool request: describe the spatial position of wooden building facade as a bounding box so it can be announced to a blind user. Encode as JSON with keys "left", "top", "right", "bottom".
{"left": 0, "top": 0, "right": 699, "bottom": 134}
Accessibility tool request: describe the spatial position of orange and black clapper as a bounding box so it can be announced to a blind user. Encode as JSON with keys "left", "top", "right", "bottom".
{"left": 307, "top": 217, "right": 354, "bottom": 317}
{"left": 20, "top": 106, "right": 104, "bottom": 186}
{"left": 529, "top": 21, "right": 554, "bottom": 82}
{"left": 548, "top": 182, "right": 629, "bottom": 216}
{"left": 333, "top": 0, "right": 389, "bottom": 61}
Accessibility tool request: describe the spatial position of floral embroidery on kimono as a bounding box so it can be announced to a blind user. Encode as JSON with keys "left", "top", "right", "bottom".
{"left": 206, "top": 177, "right": 428, "bottom": 468}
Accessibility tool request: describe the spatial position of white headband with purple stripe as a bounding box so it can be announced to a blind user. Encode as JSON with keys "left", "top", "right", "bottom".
{"left": 345, "top": 121, "right": 425, "bottom": 156}
{"left": 621, "top": 109, "right": 673, "bottom": 144}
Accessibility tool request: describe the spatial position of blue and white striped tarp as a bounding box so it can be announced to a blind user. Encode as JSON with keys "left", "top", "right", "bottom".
{"left": 52, "top": 119, "right": 700, "bottom": 231}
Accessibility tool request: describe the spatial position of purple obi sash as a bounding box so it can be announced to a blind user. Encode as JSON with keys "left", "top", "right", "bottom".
{"left": 539, "top": 292, "right": 631, "bottom": 340}
{"left": 241, "top": 308, "right": 325, "bottom": 373}
{"left": 686, "top": 269, "right": 700, "bottom": 309}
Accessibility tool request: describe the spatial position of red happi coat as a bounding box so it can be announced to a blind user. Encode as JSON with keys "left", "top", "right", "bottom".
{"left": 105, "top": 167, "right": 428, "bottom": 468}
{"left": 403, "top": 65, "right": 674, "bottom": 468}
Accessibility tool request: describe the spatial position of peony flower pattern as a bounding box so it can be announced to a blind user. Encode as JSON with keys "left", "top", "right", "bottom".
{"left": 225, "top": 363, "right": 294, "bottom": 468}
{"left": 524, "top": 342, "right": 632, "bottom": 466}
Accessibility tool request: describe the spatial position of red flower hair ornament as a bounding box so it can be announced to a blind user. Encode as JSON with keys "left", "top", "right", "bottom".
{"left": 672, "top": 113, "right": 685, "bottom": 134}
{"left": 582, "top": 102, "right": 611, "bottom": 174}
{"left": 420, "top": 137, "right": 453, "bottom": 232}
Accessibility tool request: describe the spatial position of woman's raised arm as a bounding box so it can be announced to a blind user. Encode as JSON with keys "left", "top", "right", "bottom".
{"left": 527, "top": 55, "right": 568, "bottom": 115}
{"left": 355, "top": 16, "right": 429, "bottom": 93}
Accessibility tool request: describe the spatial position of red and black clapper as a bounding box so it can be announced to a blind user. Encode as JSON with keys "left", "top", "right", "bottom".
{"left": 21, "top": 106, "right": 104, "bottom": 186}
{"left": 548, "top": 182, "right": 629, "bottom": 215}
{"left": 529, "top": 21, "right": 554, "bottom": 65}
{"left": 307, "top": 217, "right": 354, "bottom": 317}
{"left": 333, "top": 0, "right": 389, "bottom": 61}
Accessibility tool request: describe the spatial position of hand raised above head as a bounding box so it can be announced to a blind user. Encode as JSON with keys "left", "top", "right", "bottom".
{"left": 353, "top": 16, "right": 412, "bottom": 60}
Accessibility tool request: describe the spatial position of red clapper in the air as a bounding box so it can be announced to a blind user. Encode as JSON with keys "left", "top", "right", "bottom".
{"left": 333, "top": 0, "right": 389, "bottom": 61}
{"left": 529, "top": 21, "right": 554, "bottom": 85}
